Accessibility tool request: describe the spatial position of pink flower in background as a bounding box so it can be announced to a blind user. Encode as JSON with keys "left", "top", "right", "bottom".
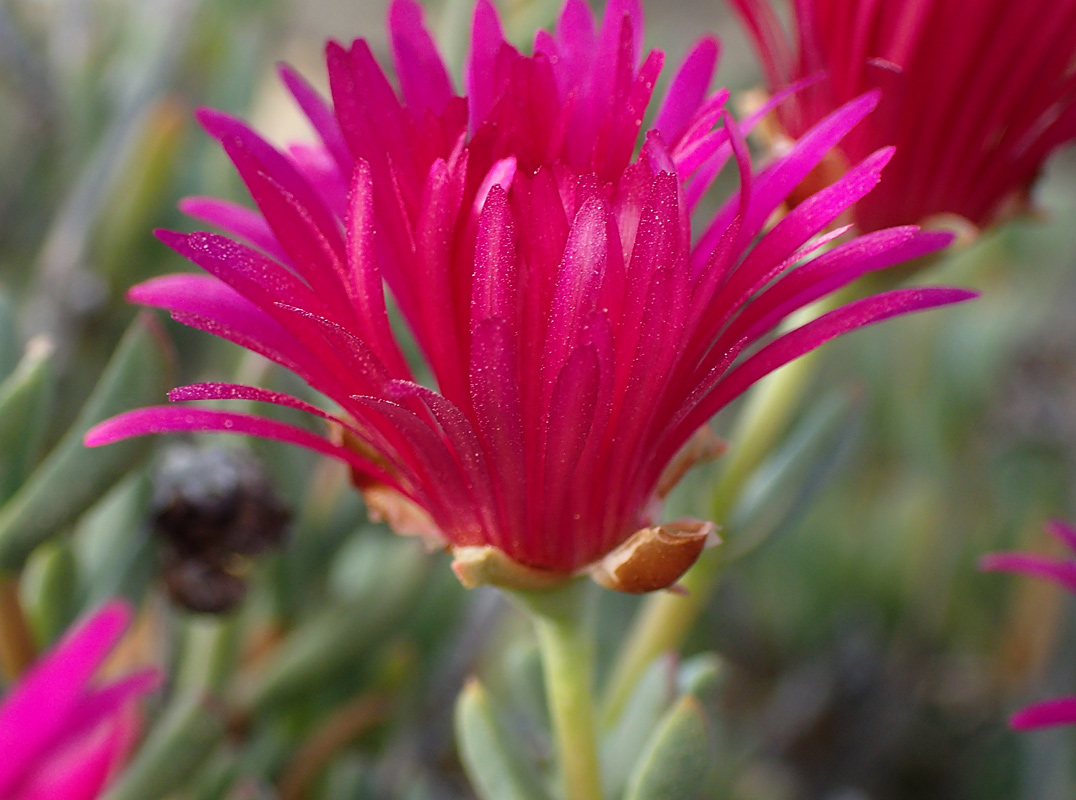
{"left": 0, "top": 601, "right": 159, "bottom": 800}
{"left": 86, "top": 0, "right": 972, "bottom": 589}
{"left": 981, "top": 520, "right": 1076, "bottom": 730}
{"left": 728, "top": 0, "right": 1076, "bottom": 232}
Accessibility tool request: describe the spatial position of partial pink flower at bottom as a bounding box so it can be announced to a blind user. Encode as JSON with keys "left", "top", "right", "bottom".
{"left": 0, "top": 601, "right": 160, "bottom": 800}
{"left": 981, "top": 519, "right": 1076, "bottom": 730}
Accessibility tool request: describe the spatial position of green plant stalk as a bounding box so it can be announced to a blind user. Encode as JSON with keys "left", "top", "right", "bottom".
{"left": 602, "top": 331, "right": 822, "bottom": 725}
{"left": 176, "top": 613, "right": 239, "bottom": 695}
{"left": 510, "top": 580, "right": 604, "bottom": 800}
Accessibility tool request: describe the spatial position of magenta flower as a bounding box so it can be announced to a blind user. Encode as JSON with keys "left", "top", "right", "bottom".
{"left": 729, "top": 0, "right": 1076, "bottom": 232}
{"left": 0, "top": 601, "right": 159, "bottom": 799}
{"left": 982, "top": 520, "right": 1076, "bottom": 730}
{"left": 86, "top": 0, "right": 972, "bottom": 590}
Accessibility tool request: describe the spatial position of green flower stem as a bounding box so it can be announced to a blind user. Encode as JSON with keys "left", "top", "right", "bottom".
{"left": 175, "top": 613, "right": 239, "bottom": 694}
{"left": 509, "top": 580, "right": 604, "bottom": 800}
{"left": 602, "top": 300, "right": 830, "bottom": 725}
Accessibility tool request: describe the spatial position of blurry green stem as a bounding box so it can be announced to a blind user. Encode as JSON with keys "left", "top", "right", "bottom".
{"left": 0, "top": 572, "right": 35, "bottom": 680}
{"left": 602, "top": 299, "right": 833, "bottom": 724}
{"left": 176, "top": 614, "right": 238, "bottom": 694}
{"left": 510, "top": 580, "right": 604, "bottom": 800}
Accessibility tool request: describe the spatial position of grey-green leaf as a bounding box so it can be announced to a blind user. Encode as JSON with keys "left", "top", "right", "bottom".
{"left": 0, "top": 288, "right": 18, "bottom": 380}
{"left": 726, "top": 386, "right": 861, "bottom": 561}
{"left": 678, "top": 653, "right": 724, "bottom": 699}
{"left": 0, "top": 337, "right": 54, "bottom": 503}
{"left": 623, "top": 696, "right": 711, "bottom": 800}
{"left": 455, "top": 678, "right": 551, "bottom": 800}
{"left": 20, "top": 539, "right": 79, "bottom": 645}
{"left": 0, "top": 313, "right": 173, "bottom": 570}
{"left": 99, "top": 690, "right": 227, "bottom": 800}
{"left": 245, "top": 536, "right": 430, "bottom": 712}
{"left": 602, "top": 656, "right": 676, "bottom": 800}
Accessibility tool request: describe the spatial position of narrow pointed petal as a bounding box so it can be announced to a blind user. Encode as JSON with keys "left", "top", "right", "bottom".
{"left": 178, "top": 197, "right": 290, "bottom": 264}
{"left": 0, "top": 602, "right": 129, "bottom": 795}
{"left": 278, "top": 63, "right": 354, "bottom": 174}
{"left": 979, "top": 552, "right": 1076, "bottom": 594}
{"left": 1011, "top": 698, "right": 1076, "bottom": 731}
{"left": 655, "top": 37, "right": 720, "bottom": 145}
{"left": 1045, "top": 519, "right": 1076, "bottom": 552}
{"left": 389, "top": 0, "right": 454, "bottom": 116}
{"left": 84, "top": 407, "right": 395, "bottom": 486}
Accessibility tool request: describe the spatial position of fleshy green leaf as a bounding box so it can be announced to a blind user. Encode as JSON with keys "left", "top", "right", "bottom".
{"left": 0, "top": 313, "right": 173, "bottom": 569}
{"left": 602, "top": 656, "right": 676, "bottom": 799}
{"left": 678, "top": 653, "right": 723, "bottom": 699}
{"left": 75, "top": 474, "right": 156, "bottom": 609}
{"left": 246, "top": 535, "right": 430, "bottom": 712}
{"left": 0, "top": 337, "right": 54, "bottom": 503}
{"left": 20, "top": 540, "right": 79, "bottom": 646}
{"left": 99, "top": 691, "right": 227, "bottom": 800}
{"left": 454, "top": 678, "right": 551, "bottom": 800}
{"left": 0, "top": 288, "right": 18, "bottom": 380}
{"left": 726, "top": 386, "right": 861, "bottom": 560}
{"left": 623, "top": 696, "right": 711, "bottom": 800}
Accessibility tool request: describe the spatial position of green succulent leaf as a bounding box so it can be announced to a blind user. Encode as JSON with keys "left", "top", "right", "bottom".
{"left": 0, "top": 289, "right": 18, "bottom": 381}
{"left": 455, "top": 678, "right": 551, "bottom": 800}
{"left": 623, "top": 695, "right": 710, "bottom": 800}
{"left": 726, "top": 386, "right": 862, "bottom": 561}
{"left": 20, "top": 539, "right": 79, "bottom": 646}
{"left": 247, "top": 535, "right": 430, "bottom": 712}
{"left": 99, "top": 690, "right": 227, "bottom": 800}
{"left": 678, "top": 653, "right": 724, "bottom": 699}
{"left": 0, "top": 337, "right": 54, "bottom": 503}
{"left": 0, "top": 313, "right": 173, "bottom": 570}
{"left": 602, "top": 656, "right": 676, "bottom": 799}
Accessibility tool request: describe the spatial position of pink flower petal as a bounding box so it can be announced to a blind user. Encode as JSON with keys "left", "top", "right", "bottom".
{"left": 0, "top": 602, "right": 129, "bottom": 795}
{"left": 389, "top": 0, "right": 454, "bottom": 116}
{"left": 83, "top": 407, "right": 395, "bottom": 488}
{"left": 655, "top": 36, "right": 721, "bottom": 146}
{"left": 1011, "top": 697, "right": 1076, "bottom": 731}
{"left": 277, "top": 63, "right": 354, "bottom": 175}
{"left": 1045, "top": 519, "right": 1076, "bottom": 553}
{"left": 979, "top": 552, "right": 1076, "bottom": 594}
{"left": 177, "top": 197, "right": 291, "bottom": 264}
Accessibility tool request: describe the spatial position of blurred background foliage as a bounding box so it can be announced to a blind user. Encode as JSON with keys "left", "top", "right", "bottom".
{"left": 0, "top": 0, "right": 1075, "bottom": 798}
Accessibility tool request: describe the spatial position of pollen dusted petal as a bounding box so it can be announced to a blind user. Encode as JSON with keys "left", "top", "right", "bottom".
{"left": 655, "top": 37, "right": 720, "bottom": 145}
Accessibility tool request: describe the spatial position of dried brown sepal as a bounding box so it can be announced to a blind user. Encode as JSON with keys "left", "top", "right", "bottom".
{"left": 451, "top": 546, "right": 570, "bottom": 591}
{"left": 656, "top": 426, "right": 728, "bottom": 499}
{"left": 589, "top": 519, "right": 720, "bottom": 594}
